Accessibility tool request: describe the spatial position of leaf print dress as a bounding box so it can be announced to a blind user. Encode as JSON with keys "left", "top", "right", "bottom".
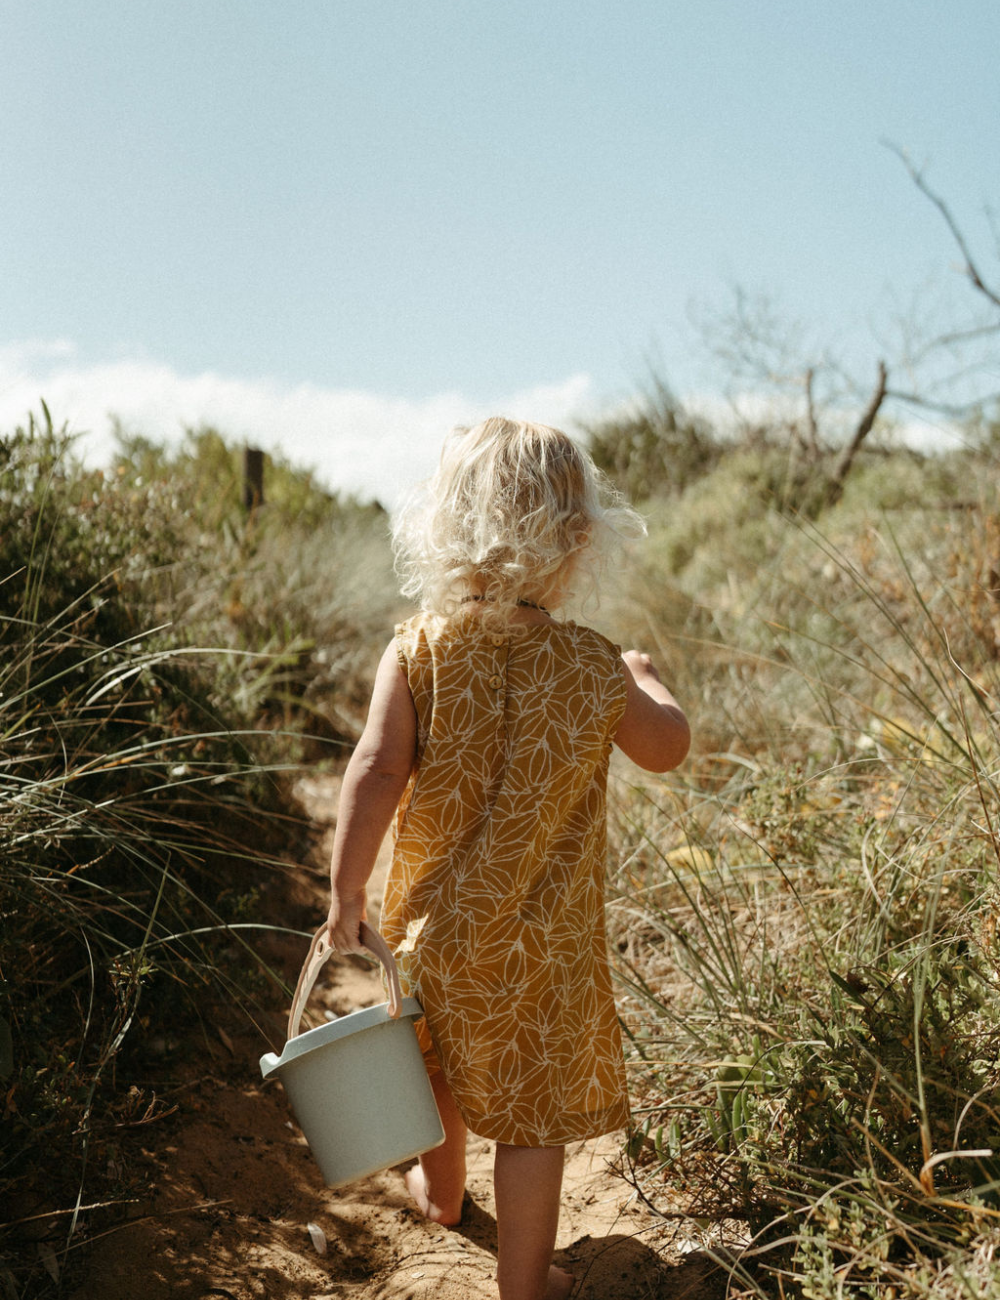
{"left": 380, "top": 611, "right": 631, "bottom": 1147}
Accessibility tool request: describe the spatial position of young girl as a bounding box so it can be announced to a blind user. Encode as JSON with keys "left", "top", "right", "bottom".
{"left": 326, "top": 417, "right": 689, "bottom": 1300}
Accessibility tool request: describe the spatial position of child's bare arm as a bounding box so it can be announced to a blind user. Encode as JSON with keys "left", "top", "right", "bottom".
{"left": 326, "top": 642, "right": 417, "bottom": 952}
{"left": 614, "top": 650, "right": 690, "bottom": 773}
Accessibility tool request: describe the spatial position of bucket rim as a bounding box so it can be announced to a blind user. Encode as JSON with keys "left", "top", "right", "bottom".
{"left": 259, "top": 995, "right": 424, "bottom": 1079}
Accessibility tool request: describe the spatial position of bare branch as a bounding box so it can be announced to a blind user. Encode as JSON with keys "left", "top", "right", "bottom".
{"left": 986, "top": 203, "right": 1000, "bottom": 263}
{"left": 693, "top": 285, "right": 816, "bottom": 391}
{"left": 826, "top": 361, "right": 888, "bottom": 506}
{"left": 884, "top": 386, "right": 1000, "bottom": 419}
{"left": 694, "top": 146, "right": 1000, "bottom": 511}
{"left": 803, "top": 367, "right": 821, "bottom": 456}
{"left": 929, "top": 321, "right": 1000, "bottom": 349}
{"left": 886, "top": 141, "right": 1000, "bottom": 312}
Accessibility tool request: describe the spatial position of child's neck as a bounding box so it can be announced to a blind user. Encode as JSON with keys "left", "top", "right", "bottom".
{"left": 459, "top": 595, "right": 556, "bottom": 625}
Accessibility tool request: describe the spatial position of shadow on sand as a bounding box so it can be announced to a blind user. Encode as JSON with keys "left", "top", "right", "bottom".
{"left": 450, "top": 1194, "right": 729, "bottom": 1300}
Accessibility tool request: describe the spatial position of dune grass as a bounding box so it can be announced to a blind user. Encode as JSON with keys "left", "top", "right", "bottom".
{"left": 604, "top": 434, "right": 1000, "bottom": 1297}
{"left": 0, "top": 412, "right": 399, "bottom": 1296}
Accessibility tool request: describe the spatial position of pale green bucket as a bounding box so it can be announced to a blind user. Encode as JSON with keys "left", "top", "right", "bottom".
{"left": 260, "top": 923, "right": 444, "bottom": 1188}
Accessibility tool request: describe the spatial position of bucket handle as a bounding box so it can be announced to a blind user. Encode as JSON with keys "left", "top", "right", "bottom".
{"left": 287, "top": 922, "right": 403, "bottom": 1041}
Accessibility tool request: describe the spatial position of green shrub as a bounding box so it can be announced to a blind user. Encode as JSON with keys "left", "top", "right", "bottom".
{"left": 0, "top": 409, "right": 397, "bottom": 1295}
{"left": 583, "top": 380, "right": 723, "bottom": 502}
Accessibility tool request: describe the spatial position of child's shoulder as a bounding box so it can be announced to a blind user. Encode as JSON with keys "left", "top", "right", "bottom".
{"left": 556, "top": 620, "right": 626, "bottom": 679}
{"left": 393, "top": 611, "right": 461, "bottom": 668}
{"left": 394, "top": 610, "right": 446, "bottom": 646}
{"left": 558, "top": 618, "right": 620, "bottom": 654}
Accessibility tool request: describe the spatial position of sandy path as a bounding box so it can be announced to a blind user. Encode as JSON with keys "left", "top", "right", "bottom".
{"left": 69, "top": 776, "right": 723, "bottom": 1300}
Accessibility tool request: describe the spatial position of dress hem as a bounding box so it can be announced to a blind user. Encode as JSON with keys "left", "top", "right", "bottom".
{"left": 451, "top": 1103, "right": 632, "bottom": 1149}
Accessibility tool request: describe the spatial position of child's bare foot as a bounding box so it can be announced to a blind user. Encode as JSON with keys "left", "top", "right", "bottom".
{"left": 546, "top": 1264, "right": 574, "bottom": 1299}
{"left": 404, "top": 1163, "right": 464, "bottom": 1227}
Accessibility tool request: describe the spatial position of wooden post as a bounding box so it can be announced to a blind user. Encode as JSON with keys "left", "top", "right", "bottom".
{"left": 243, "top": 445, "right": 265, "bottom": 512}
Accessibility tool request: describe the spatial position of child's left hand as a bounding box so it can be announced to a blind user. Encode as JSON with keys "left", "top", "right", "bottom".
{"left": 327, "top": 887, "right": 368, "bottom": 954}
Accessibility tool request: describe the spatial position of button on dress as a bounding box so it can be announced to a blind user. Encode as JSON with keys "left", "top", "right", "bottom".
{"left": 381, "top": 611, "right": 631, "bottom": 1146}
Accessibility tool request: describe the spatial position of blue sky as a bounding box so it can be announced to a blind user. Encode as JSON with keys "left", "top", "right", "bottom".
{"left": 2, "top": 1, "right": 997, "bottom": 500}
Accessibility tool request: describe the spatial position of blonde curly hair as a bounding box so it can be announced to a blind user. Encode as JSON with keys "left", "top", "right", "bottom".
{"left": 392, "top": 416, "right": 644, "bottom": 625}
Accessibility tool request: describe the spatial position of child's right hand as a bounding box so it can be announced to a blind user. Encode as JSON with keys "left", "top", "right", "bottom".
{"left": 623, "top": 649, "right": 662, "bottom": 684}
{"left": 327, "top": 887, "right": 368, "bottom": 954}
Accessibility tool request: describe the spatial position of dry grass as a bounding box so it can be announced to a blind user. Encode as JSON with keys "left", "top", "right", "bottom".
{"left": 604, "top": 441, "right": 1000, "bottom": 1297}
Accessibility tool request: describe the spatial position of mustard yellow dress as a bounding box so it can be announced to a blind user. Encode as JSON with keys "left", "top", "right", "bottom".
{"left": 380, "top": 612, "right": 631, "bottom": 1147}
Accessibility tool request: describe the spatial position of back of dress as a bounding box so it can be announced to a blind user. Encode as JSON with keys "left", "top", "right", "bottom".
{"left": 381, "top": 612, "right": 630, "bottom": 1147}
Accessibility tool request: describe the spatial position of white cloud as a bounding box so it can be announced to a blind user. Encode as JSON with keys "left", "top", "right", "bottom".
{"left": 0, "top": 342, "right": 598, "bottom": 505}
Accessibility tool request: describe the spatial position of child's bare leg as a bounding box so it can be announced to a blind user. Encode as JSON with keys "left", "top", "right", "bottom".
{"left": 404, "top": 1070, "right": 468, "bottom": 1225}
{"left": 494, "top": 1144, "right": 572, "bottom": 1300}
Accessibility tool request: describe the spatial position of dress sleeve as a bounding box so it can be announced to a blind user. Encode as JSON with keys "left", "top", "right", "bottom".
{"left": 394, "top": 616, "right": 432, "bottom": 756}
{"left": 395, "top": 616, "right": 421, "bottom": 678}
{"left": 591, "top": 629, "right": 629, "bottom": 740}
{"left": 394, "top": 624, "right": 409, "bottom": 675}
